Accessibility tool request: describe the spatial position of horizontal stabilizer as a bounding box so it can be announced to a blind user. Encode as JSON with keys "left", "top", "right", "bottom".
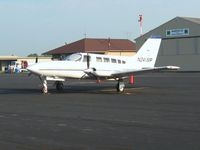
{"left": 111, "top": 66, "right": 180, "bottom": 78}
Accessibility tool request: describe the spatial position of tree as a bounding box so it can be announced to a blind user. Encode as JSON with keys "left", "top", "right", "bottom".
{"left": 27, "top": 53, "right": 38, "bottom": 57}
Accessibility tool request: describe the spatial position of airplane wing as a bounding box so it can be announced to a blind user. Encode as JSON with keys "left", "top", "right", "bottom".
{"left": 111, "top": 66, "right": 180, "bottom": 78}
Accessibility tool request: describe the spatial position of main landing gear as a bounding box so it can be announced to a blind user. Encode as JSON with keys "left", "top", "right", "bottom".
{"left": 40, "top": 77, "right": 125, "bottom": 94}
{"left": 40, "top": 77, "right": 64, "bottom": 94}
{"left": 116, "top": 79, "right": 125, "bottom": 92}
{"left": 55, "top": 81, "right": 64, "bottom": 92}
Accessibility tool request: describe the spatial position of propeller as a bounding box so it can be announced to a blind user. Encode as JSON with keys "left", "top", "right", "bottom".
{"left": 81, "top": 53, "right": 92, "bottom": 79}
{"left": 35, "top": 56, "right": 38, "bottom": 63}
{"left": 86, "top": 53, "right": 90, "bottom": 69}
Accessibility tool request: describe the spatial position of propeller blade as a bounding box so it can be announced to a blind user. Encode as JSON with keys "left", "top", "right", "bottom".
{"left": 87, "top": 53, "right": 90, "bottom": 69}
{"left": 35, "top": 57, "right": 38, "bottom": 63}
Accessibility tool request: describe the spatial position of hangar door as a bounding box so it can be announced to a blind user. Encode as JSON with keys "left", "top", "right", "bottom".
{"left": 156, "top": 36, "right": 200, "bottom": 71}
{"left": 160, "top": 37, "right": 200, "bottom": 56}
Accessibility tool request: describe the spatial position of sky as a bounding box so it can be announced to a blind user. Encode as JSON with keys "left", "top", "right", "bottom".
{"left": 0, "top": 0, "right": 200, "bottom": 56}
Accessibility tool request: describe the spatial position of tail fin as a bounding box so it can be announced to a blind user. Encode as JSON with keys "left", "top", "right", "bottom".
{"left": 134, "top": 37, "right": 162, "bottom": 69}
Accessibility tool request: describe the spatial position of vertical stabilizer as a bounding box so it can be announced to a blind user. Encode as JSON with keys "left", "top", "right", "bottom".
{"left": 134, "top": 37, "right": 162, "bottom": 69}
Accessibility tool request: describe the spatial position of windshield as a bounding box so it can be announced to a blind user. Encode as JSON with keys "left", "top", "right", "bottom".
{"left": 65, "top": 53, "right": 82, "bottom": 61}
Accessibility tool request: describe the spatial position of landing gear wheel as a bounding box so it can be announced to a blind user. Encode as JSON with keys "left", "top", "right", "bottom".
{"left": 55, "top": 81, "right": 64, "bottom": 92}
{"left": 116, "top": 80, "right": 125, "bottom": 92}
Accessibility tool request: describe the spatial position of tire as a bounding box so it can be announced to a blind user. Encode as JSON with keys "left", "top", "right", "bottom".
{"left": 116, "top": 81, "right": 125, "bottom": 92}
{"left": 56, "top": 81, "right": 64, "bottom": 91}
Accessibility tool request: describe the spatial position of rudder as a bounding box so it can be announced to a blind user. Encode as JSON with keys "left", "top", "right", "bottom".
{"left": 134, "top": 37, "right": 162, "bottom": 69}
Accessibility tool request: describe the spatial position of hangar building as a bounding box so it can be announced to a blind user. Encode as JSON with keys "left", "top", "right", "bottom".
{"left": 44, "top": 38, "right": 136, "bottom": 59}
{"left": 135, "top": 17, "right": 200, "bottom": 71}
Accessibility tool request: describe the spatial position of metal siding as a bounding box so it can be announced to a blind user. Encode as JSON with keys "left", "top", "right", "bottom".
{"left": 162, "top": 39, "right": 177, "bottom": 55}
{"left": 194, "top": 38, "right": 200, "bottom": 54}
{"left": 176, "top": 39, "right": 180, "bottom": 55}
{"left": 156, "top": 55, "right": 200, "bottom": 71}
{"left": 158, "top": 38, "right": 200, "bottom": 71}
{"left": 179, "top": 38, "right": 195, "bottom": 55}
{"left": 158, "top": 42, "right": 164, "bottom": 56}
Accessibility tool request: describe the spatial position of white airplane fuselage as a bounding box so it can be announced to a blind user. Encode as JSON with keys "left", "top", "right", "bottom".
{"left": 28, "top": 53, "right": 134, "bottom": 79}
{"left": 27, "top": 38, "right": 179, "bottom": 93}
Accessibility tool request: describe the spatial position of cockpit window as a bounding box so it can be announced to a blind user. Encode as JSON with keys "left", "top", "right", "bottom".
{"left": 65, "top": 53, "right": 82, "bottom": 61}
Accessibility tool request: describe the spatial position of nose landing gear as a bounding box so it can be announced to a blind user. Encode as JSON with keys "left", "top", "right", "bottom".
{"left": 40, "top": 77, "right": 64, "bottom": 94}
{"left": 42, "top": 79, "right": 48, "bottom": 94}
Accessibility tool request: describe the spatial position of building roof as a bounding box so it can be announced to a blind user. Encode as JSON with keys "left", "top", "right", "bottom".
{"left": 0, "top": 56, "right": 18, "bottom": 61}
{"left": 44, "top": 38, "right": 136, "bottom": 55}
{"left": 181, "top": 17, "right": 200, "bottom": 25}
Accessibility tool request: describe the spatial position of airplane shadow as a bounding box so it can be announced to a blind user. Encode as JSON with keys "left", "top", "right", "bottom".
{"left": 0, "top": 88, "right": 42, "bottom": 95}
{"left": 0, "top": 85, "right": 144, "bottom": 95}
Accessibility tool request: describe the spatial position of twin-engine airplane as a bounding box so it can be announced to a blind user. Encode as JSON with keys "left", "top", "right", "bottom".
{"left": 27, "top": 37, "right": 179, "bottom": 94}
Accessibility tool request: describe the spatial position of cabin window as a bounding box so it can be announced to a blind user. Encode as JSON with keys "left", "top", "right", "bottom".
{"left": 83, "top": 55, "right": 91, "bottom": 62}
{"left": 111, "top": 59, "right": 117, "bottom": 63}
{"left": 118, "top": 60, "right": 121, "bottom": 64}
{"left": 96, "top": 57, "right": 102, "bottom": 62}
{"left": 103, "top": 58, "right": 110, "bottom": 63}
{"left": 122, "top": 60, "right": 126, "bottom": 64}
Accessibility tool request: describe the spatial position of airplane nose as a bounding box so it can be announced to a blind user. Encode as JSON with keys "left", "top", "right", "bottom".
{"left": 27, "top": 65, "right": 39, "bottom": 74}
